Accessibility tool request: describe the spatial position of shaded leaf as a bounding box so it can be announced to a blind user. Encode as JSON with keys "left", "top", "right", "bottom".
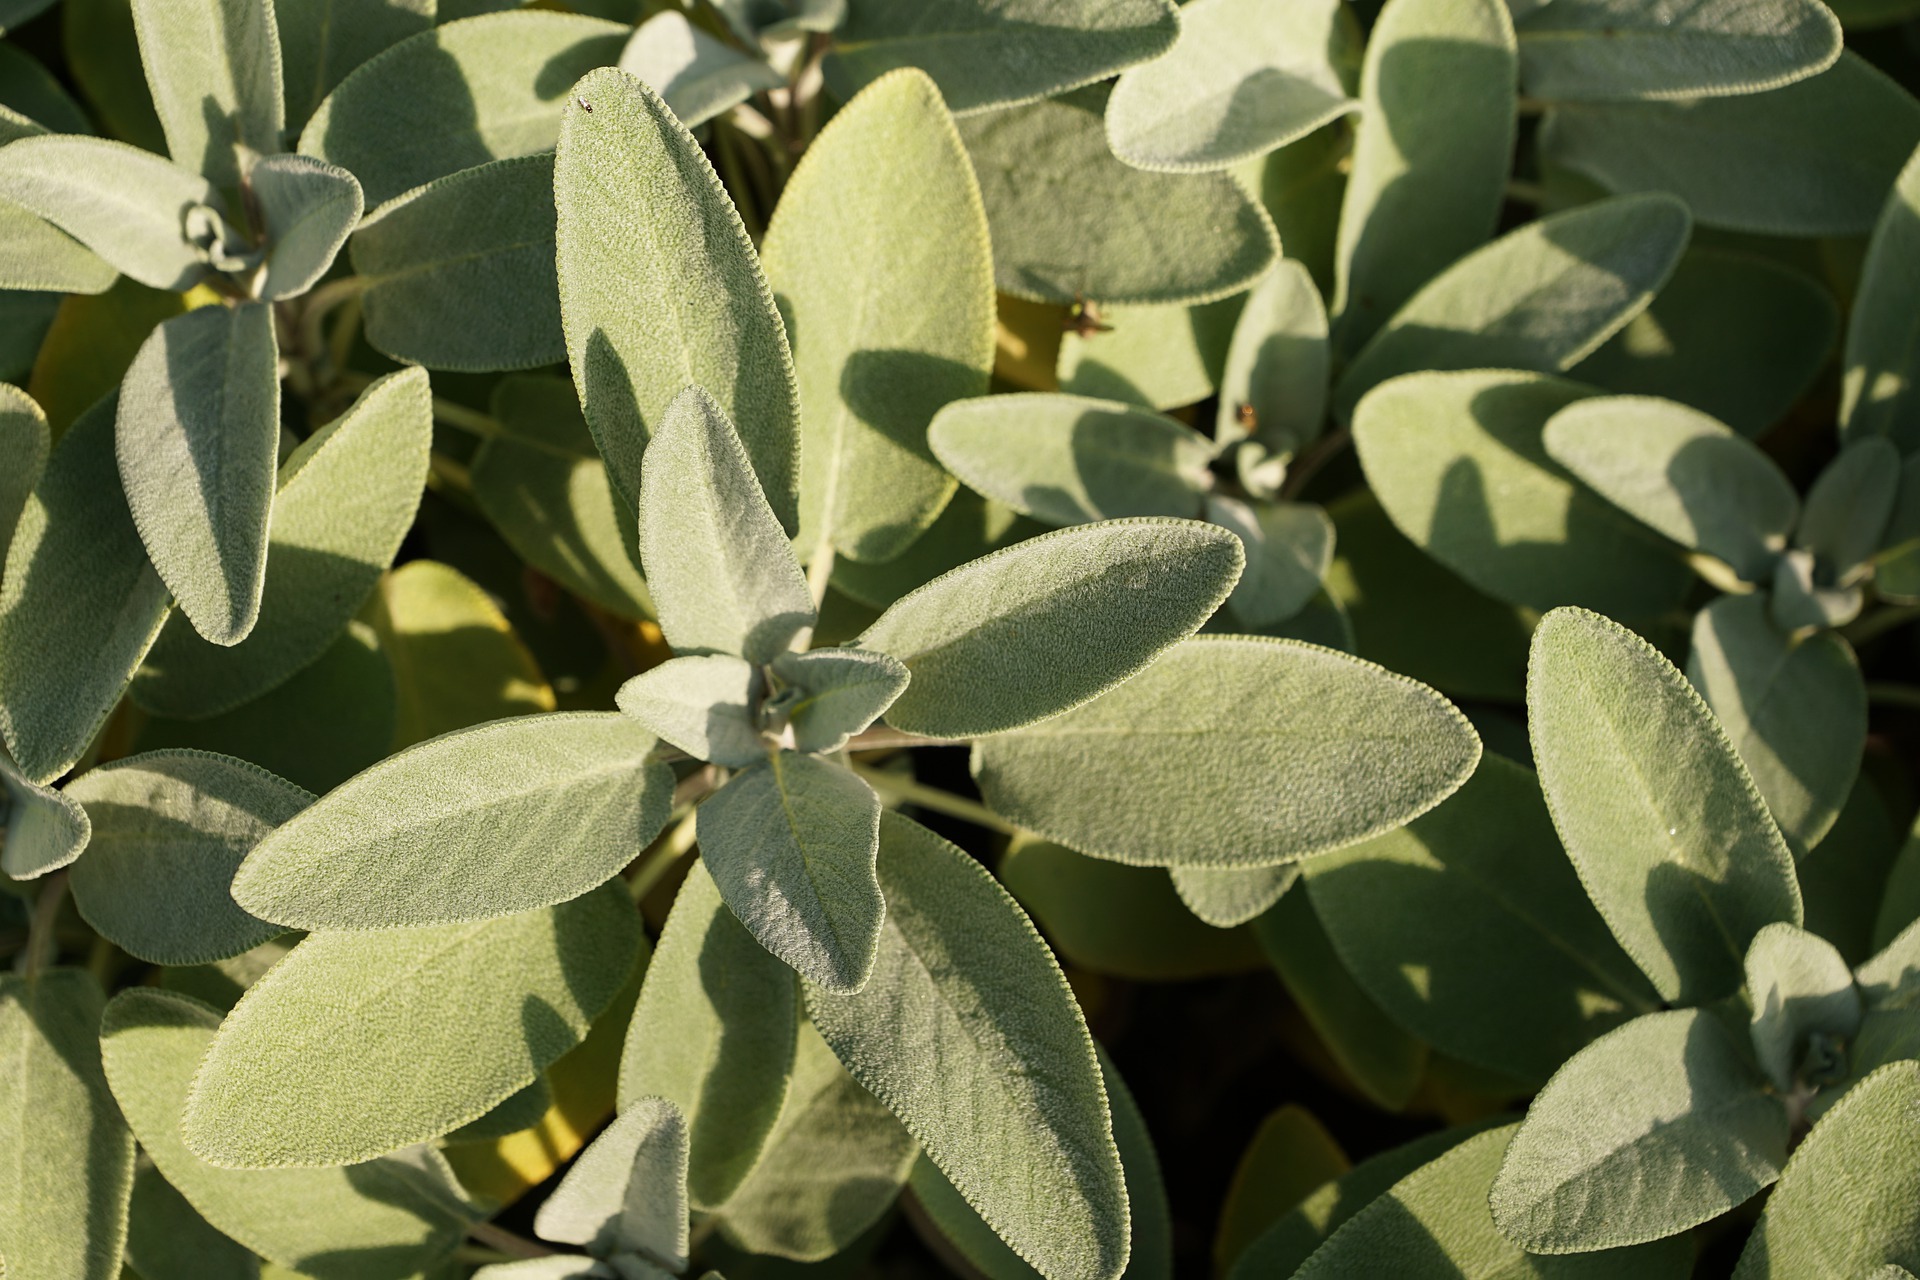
{"left": 130, "top": 0, "right": 282, "bottom": 191}
{"left": 0, "top": 135, "right": 217, "bottom": 289}
{"left": 770, "top": 647, "right": 911, "bottom": 755}
{"left": 251, "top": 152, "right": 363, "bottom": 301}
{"left": 0, "top": 741, "right": 90, "bottom": 879}
{"left": 536, "top": 1097, "right": 689, "bottom": 1270}
{"left": 1215, "top": 260, "right": 1328, "bottom": 456}
{"left": 618, "top": 11, "right": 783, "bottom": 129}
{"left": 1170, "top": 863, "right": 1299, "bottom": 929}
{"left": 1744, "top": 922, "right": 1859, "bottom": 1093}
{"left": 1845, "top": 142, "right": 1920, "bottom": 453}
{"left": 616, "top": 655, "right": 764, "bottom": 769}
{"left": 125, "top": 1164, "right": 259, "bottom": 1280}
{"left": 0, "top": 200, "right": 118, "bottom": 294}
{"left": 1799, "top": 437, "right": 1900, "bottom": 581}
{"left": 1513, "top": 0, "right": 1839, "bottom": 103}
{"left": 1205, "top": 496, "right": 1333, "bottom": 628}
{"left": 1213, "top": 1106, "right": 1347, "bottom": 1273}
{"left": 277, "top": 0, "right": 435, "bottom": 129}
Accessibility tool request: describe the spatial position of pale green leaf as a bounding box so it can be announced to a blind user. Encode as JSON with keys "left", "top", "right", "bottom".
{"left": 448, "top": 1074, "right": 552, "bottom": 1142}
{"left": 182, "top": 883, "right": 641, "bottom": 1167}
{"left": 61, "top": 0, "right": 166, "bottom": 151}
{"left": 0, "top": 386, "right": 49, "bottom": 605}
{"left": 276, "top": 0, "right": 434, "bottom": 129}
{"left": 0, "top": 199, "right": 118, "bottom": 294}
{"left": 1799, "top": 437, "right": 1900, "bottom": 581}
{"left": 1214, "top": 260, "right": 1328, "bottom": 456}
{"left": 0, "top": 741, "right": 90, "bottom": 879}
{"left": 769, "top": 647, "right": 911, "bottom": 755}
{"left": 1204, "top": 496, "right": 1333, "bottom": 628}
{"left": 1856, "top": 916, "right": 1920, "bottom": 1009}
{"left": 1744, "top": 922, "right": 1860, "bottom": 1093}
{"left": 804, "top": 812, "right": 1128, "bottom": 1280}
{"left": 536, "top": 1097, "right": 689, "bottom": 1270}
{"left": 616, "top": 655, "right": 763, "bottom": 768}
{"left": 125, "top": 1164, "right": 259, "bottom": 1280}
{"left": 1169, "top": 862, "right": 1298, "bottom": 929}
{"left": 714, "top": 0, "right": 845, "bottom": 44}
{"left": 252, "top": 153, "right": 362, "bottom": 301}
{"left": 131, "top": 0, "right": 282, "bottom": 191}
{"left": 761, "top": 67, "right": 992, "bottom": 563}
{"left": 1514, "top": 0, "right": 1840, "bottom": 103}
{"left": 1844, "top": 142, "right": 1920, "bottom": 452}
{"left": 1059, "top": 294, "right": 1242, "bottom": 413}
{"left": 1213, "top": 1106, "right": 1347, "bottom": 1272}
{"left": 1770, "top": 544, "right": 1861, "bottom": 630}
{"left": 232, "top": 711, "right": 671, "bottom": 929}
{"left": 618, "top": 10, "right": 782, "bottom": 129}
{"left": 0, "top": 135, "right": 216, "bottom": 289}
{"left": 474, "top": 1260, "right": 612, "bottom": 1280}
{"left": 830, "top": 489, "right": 1048, "bottom": 613}
{"left": 973, "top": 635, "right": 1479, "bottom": 867}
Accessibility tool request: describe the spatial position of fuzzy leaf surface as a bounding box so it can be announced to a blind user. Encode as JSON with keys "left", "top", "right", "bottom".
{"left": 0, "top": 135, "right": 216, "bottom": 289}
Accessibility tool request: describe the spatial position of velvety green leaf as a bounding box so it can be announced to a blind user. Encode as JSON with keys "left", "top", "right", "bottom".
{"left": 858, "top": 518, "right": 1241, "bottom": 738}
{"left": 448, "top": 1073, "right": 552, "bottom": 1142}
{"left": 100, "top": 986, "right": 473, "bottom": 1278}
{"left": 0, "top": 200, "right": 118, "bottom": 294}
{"left": 1744, "top": 922, "right": 1859, "bottom": 1093}
{"left": 928, "top": 394, "right": 1213, "bottom": 527}
{"left": 0, "top": 393, "right": 171, "bottom": 784}
{"left": 713, "top": 1021, "right": 916, "bottom": 1261}
{"left": 762, "top": 68, "right": 992, "bottom": 563}
{"left": 0, "top": 135, "right": 216, "bottom": 290}
{"left": 1215, "top": 260, "right": 1328, "bottom": 456}
{"left": 1059, "top": 295, "right": 1242, "bottom": 414}
{"left": 1688, "top": 593, "right": 1865, "bottom": 857}
{"left": 0, "top": 41, "right": 90, "bottom": 135}
{"left": 618, "top": 10, "right": 782, "bottom": 129}
{"left": 62, "top": 0, "right": 165, "bottom": 150}
{"left": 616, "top": 656, "right": 763, "bottom": 768}
{"left": 696, "top": 751, "right": 883, "bottom": 992}
{"left": 1793, "top": 775, "right": 1899, "bottom": 966}
{"left": 1799, "top": 437, "right": 1900, "bottom": 581}
{"left": 1353, "top": 369, "right": 1694, "bottom": 615}
{"left": 1170, "top": 863, "right": 1299, "bottom": 929}
{"left": 1214, "top": 1106, "right": 1346, "bottom": 1272}
{"left": 125, "top": 1164, "right": 259, "bottom": 1280}
{"left": 0, "top": 969, "right": 134, "bottom": 1280}
{"left": 1769, "top": 545, "right": 1861, "bottom": 630}
{"left": 351, "top": 154, "right": 563, "bottom": 372}
{"left": 1529, "top": 607, "right": 1801, "bottom": 1004}
{"left": 1332, "top": 0, "right": 1516, "bottom": 355}
{"left": 0, "top": 381, "right": 46, "bottom": 576}
{"left": 1857, "top": 917, "right": 1920, "bottom": 1009}
{"left": 26, "top": 277, "right": 194, "bottom": 436}
{"left": 536, "top": 1097, "right": 689, "bottom": 1270}
{"left": 1514, "top": 0, "right": 1839, "bottom": 103}
{"left": 473, "top": 1260, "right": 613, "bottom": 1280}
{"left": 0, "top": 291, "right": 61, "bottom": 383}
{"left": 1491, "top": 1008, "right": 1786, "bottom": 1250}
{"left": 556, "top": 67, "right": 800, "bottom": 528}
{"left": 974, "top": 635, "right": 1479, "bottom": 867}
{"left": 130, "top": 0, "right": 282, "bottom": 191}
{"left": 956, "top": 86, "right": 1279, "bottom": 306}
{"left": 0, "top": 741, "right": 90, "bottom": 879}
{"left": 712, "top": 0, "right": 844, "bottom": 44}
{"left": 769, "top": 648, "right": 910, "bottom": 755}
{"left": 822, "top": 0, "right": 1177, "bottom": 115}
{"left": 1735, "top": 1060, "right": 1920, "bottom": 1278}
{"left": 276, "top": 0, "right": 434, "bottom": 129}
{"left": 251, "top": 153, "right": 362, "bottom": 301}
{"left": 1335, "top": 194, "right": 1691, "bottom": 422}
{"left": 1105, "top": 0, "right": 1357, "bottom": 173}
{"left": 806, "top": 812, "right": 1128, "bottom": 1280}
{"left": 116, "top": 302, "right": 280, "bottom": 646}
{"left": 66, "top": 749, "right": 305, "bottom": 964}
{"left": 1204, "top": 496, "right": 1333, "bottom": 628}
{"left": 830, "top": 488, "right": 1048, "bottom": 612}
{"left": 301, "top": 11, "right": 627, "bottom": 206}
{"left": 232, "top": 711, "right": 671, "bottom": 929}
{"left": 183, "top": 882, "right": 641, "bottom": 1167}
{"left": 1845, "top": 143, "right": 1920, "bottom": 453}
{"left": 1541, "top": 53, "right": 1920, "bottom": 236}
{"left": 1542, "top": 395, "right": 1796, "bottom": 581}
{"left": 621, "top": 860, "right": 798, "bottom": 1210}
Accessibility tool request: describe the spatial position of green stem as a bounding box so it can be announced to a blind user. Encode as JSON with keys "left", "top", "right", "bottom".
{"left": 1846, "top": 603, "right": 1920, "bottom": 647}
{"left": 1278, "top": 427, "right": 1350, "bottom": 501}
{"left": 467, "top": 1221, "right": 554, "bottom": 1259}
{"left": 431, "top": 398, "right": 503, "bottom": 441}
{"left": 629, "top": 810, "right": 700, "bottom": 902}
{"left": 1867, "top": 682, "right": 1920, "bottom": 712}
{"left": 851, "top": 766, "right": 1022, "bottom": 836}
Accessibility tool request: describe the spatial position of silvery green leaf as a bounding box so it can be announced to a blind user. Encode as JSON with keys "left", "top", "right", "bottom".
{"left": 0, "top": 394, "right": 172, "bottom": 785}
{"left": 276, "top": 0, "right": 434, "bottom": 130}
{"left": 251, "top": 152, "right": 362, "bottom": 301}
{"left": 1528, "top": 607, "right": 1801, "bottom": 1005}
{"left": 125, "top": 1164, "right": 259, "bottom": 1280}
{"left": 0, "top": 135, "right": 218, "bottom": 289}
{"left": 637, "top": 386, "right": 813, "bottom": 664}
{"left": 1335, "top": 194, "right": 1691, "bottom": 423}
{"left": 132, "top": 366, "right": 430, "bottom": 719}
{"left": 770, "top": 647, "right": 911, "bottom": 755}
{"left": 696, "top": 751, "right": 884, "bottom": 992}
{"left": 1542, "top": 395, "right": 1796, "bottom": 582}
{"left": 1332, "top": 0, "right": 1516, "bottom": 356}
{"left": 716, "top": 0, "right": 845, "bottom": 43}
{"left": 761, "top": 67, "right": 993, "bottom": 564}
{"left": 66, "top": 750, "right": 306, "bottom": 965}
{"left": 536, "top": 1097, "right": 690, "bottom": 1271}
{"left": 0, "top": 96, "right": 45, "bottom": 144}
{"left": 0, "top": 292, "right": 60, "bottom": 383}
{"left": 1540, "top": 53, "right": 1920, "bottom": 236}
{"left": 830, "top": 488, "right": 1048, "bottom": 612}
{"left": 351, "top": 154, "right": 564, "bottom": 372}
{"left": 805, "top": 812, "right": 1129, "bottom": 1280}
{"left": 1689, "top": 593, "right": 1865, "bottom": 857}
{"left": 1771, "top": 546, "right": 1861, "bottom": 631}
{"left": 231, "top": 712, "right": 673, "bottom": 930}
{"left": 1104, "top": 0, "right": 1357, "bottom": 173}
{"left": 0, "top": 199, "right": 118, "bottom": 293}
{"left": 618, "top": 10, "right": 782, "bottom": 129}
{"left": 973, "top": 635, "right": 1478, "bottom": 866}
{"left": 1204, "top": 496, "right": 1332, "bottom": 628}
{"left": 1170, "top": 863, "right": 1298, "bottom": 929}
{"left": 100, "top": 987, "right": 474, "bottom": 1277}
{"left": 300, "top": 11, "right": 627, "bottom": 206}
{"left": 620, "top": 860, "right": 798, "bottom": 1211}
{"left": 474, "top": 1259, "right": 612, "bottom": 1280}
{"left": 0, "top": 741, "right": 90, "bottom": 879}
{"left": 182, "top": 883, "right": 641, "bottom": 1167}
{"left": 1799, "top": 437, "right": 1900, "bottom": 582}
{"left": 556, "top": 67, "right": 800, "bottom": 528}
{"left": 1057, "top": 295, "right": 1241, "bottom": 413}
{"left": 0, "top": 969, "right": 133, "bottom": 1280}
{"left": 1491, "top": 1008, "right": 1787, "bottom": 1251}
{"left": 1514, "top": 0, "right": 1839, "bottom": 103}
{"left": 1744, "top": 922, "right": 1860, "bottom": 1093}
{"left": 448, "top": 1074, "right": 552, "bottom": 1142}
{"left": 131, "top": 0, "right": 283, "bottom": 191}
{"left": 616, "top": 655, "right": 764, "bottom": 768}
{"left": 928, "top": 394, "right": 1214, "bottom": 527}
{"left": 1215, "top": 260, "right": 1328, "bottom": 455}
{"left": 956, "top": 86, "right": 1279, "bottom": 306}
{"left": 822, "top": 0, "right": 1177, "bottom": 116}
{"left": 0, "top": 382, "right": 47, "bottom": 573}
{"left": 1855, "top": 917, "right": 1920, "bottom": 1009}
{"left": 1844, "top": 143, "right": 1920, "bottom": 453}
{"left": 858, "top": 518, "right": 1242, "bottom": 738}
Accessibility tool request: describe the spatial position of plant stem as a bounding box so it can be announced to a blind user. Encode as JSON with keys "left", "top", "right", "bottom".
{"left": 430, "top": 398, "right": 504, "bottom": 441}
{"left": 1279, "top": 427, "right": 1351, "bottom": 500}
{"left": 21, "top": 872, "right": 67, "bottom": 979}
{"left": 630, "top": 810, "right": 699, "bottom": 902}
{"left": 1868, "top": 682, "right": 1920, "bottom": 712}
{"left": 1846, "top": 603, "right": 1920, "bottom": 647}
{"left": 467, "top": 1221, "right": 554, "bottom": 1259}
{"left": 846, "top": 727, "right": 963, "bottom": 754}
{"left": 852, "top": 766, "right": 1022, "bottom": 836}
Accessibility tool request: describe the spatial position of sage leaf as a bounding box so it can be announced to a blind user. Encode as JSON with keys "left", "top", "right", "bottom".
{"left": 351, "top": 154, "right": 563, "bottom": 372}
{"left": 0, "top": 40, "right": 89, "bottom": 135}
{"left": 831, "top": 488, "right": 1048, "bottom": 613}
{"left": 696, "top": 751, "right": 884, "bottom": 993}
{"left": 130, "top": 0, "right": 282, "bottom": 191}
{"left": 1529, "top": 607, "right": 1802, "bottom": 1007}
{"left": 0, "top": 394, "right": 171, "bottom": 785}
{"left": 956, "top": 87, "right": 1279, "bottom": 306}
{"left": 0, "top": 135, "right": 218, "bottom": 289}
{"left": 116, "top": 302, "right": 280, "bottom": 646}
{"left": 1844, "top": 143, "right": 1920, "bottom": 452}
{"left": 0, "top": 741, "right": 90, "bottom": 878}
{"left": 1858, "top": 917, "right": 1920, "bottom": 1009}
{"left": 761, "top": 67, "right": 993, "bottom": 563}
{"left": 928, "top": 393, "right": 1214, "bottom": 527}
{"left": 300, "top": 11, "right": 627, "bottom": 206}
{"left": 1212, "top": 1105, "right": 1347, "bottom": 1271}
{"left": 637, "top": 386, "right": 814, "bottom": 664}
{"left": 1105, "top": 0, "right": 1358, "bottom": 173}
{"left": 805, "top": 812, "right": 1129, "bottom": 1280}
{"left": 182, "top": 882, "right": 642, "bottom": 1167}
{"left": 0, "top": 969, "right": 134, "bottom": 1280}
{"left": 101, "top": 987, "right": 474, "bottom": 1277}
{"left": 0, "top": 383, "right": 46, "bottom": 583}
{"left": 1170, "top": 863, "right": 1299, "bottom": 929}
{"left": 713, "top": 0, "right": 844, "bottom": 44}
{"left": 66, "top": 750, "right": 306, "bottom": 965}
{"left": 0, "top": 0, "right": 53, "bottom": 35}
{"left": 770, "top": 648, "right": 911, "bottom": 755}
{"left": 251, "top": 152, "right": 362, "bottom": 301}
{"left": 1799, "top": 437, "right": 1900, "bottom": 581}
{"left": 0, "top": 199, "right": 118, "bottom": 294}
{"left": 276, "top": 0, "right": 435, "bottom": 130}
{"left": 1204, "top": 496, "right": 1333, "bottom": 628}
{"left": 620, "top": 861, "right": 798, "bottom": 1211}
{"left": 535, "top": 1097, "right": 690, "bottom": 1270}
{"left": 1335, "top": 194, "right": 1692, "bottom": 422}
{"left": 616, "top": 656, "right": 764, "bottom": 769}
{"left": 1214, "top": 260, "right": 1329, "bottom": 456}
{"left": 1744, "top": 922, "right": 1860, "bottom": 1093}
{"left": 449, "top": 1074, "right": 552, "bottom": 1142}
{"left": 1332, "top": 0, "right": 1516, "bottom": 355}
{"left": 125, "top": 1165, "right": 259, "bottom": 1280}
{"left": 618, "top": 10, "right": 782, "bottom": 130}
{"left": 232, "top": 711, "right": 673, "bottom": 930}
{"left": 1491, "top": 1009, "right": 1788, "bottom": 1251}
{"left": 556, "top": 67, "right": 800, "bottom": 527}
{"left": 473, "top": 1260, "right": 612, "bottom": 1280}
{"left": 1514, "top": 0, "right": 1840, "bottom": 103}
{"left": 973, "top": 635, "right": 1479, "bottom": 867}
{"left": 858, "top": 518, "right": 1242, "bottom": 738}
{"left": 822, "top": 0, "right": 1177, "bottom": 115}
{"left": 1056, "top": 296, "right": 1241, "bottom": 413}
